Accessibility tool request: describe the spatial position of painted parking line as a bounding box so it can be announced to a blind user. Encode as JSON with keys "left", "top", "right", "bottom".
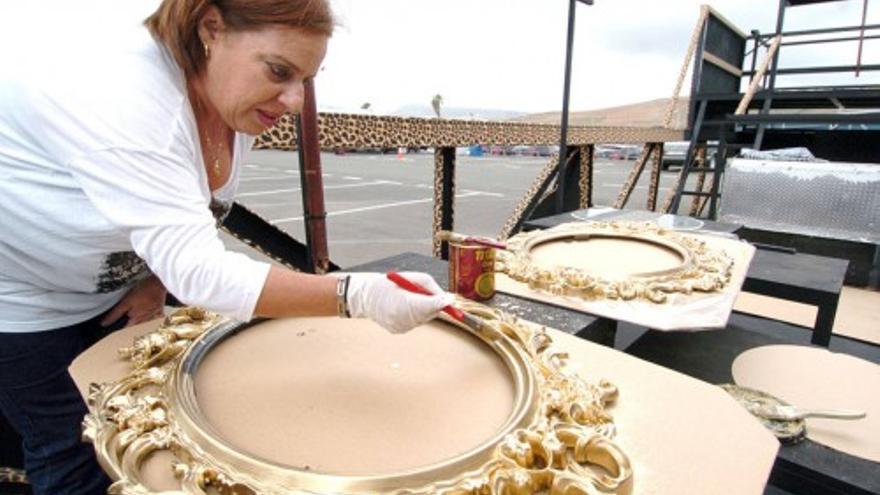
{"left": 240, "top": 173, "right": 331, "bottom": 182}
{"left": 602, "top": 182, "right": 678, "bottom": 187}
{"left": 461, "top": 189, "right": 503, "bottom": 198}
{"left": 271, "top": 191, "right": 486, "bottom": 224}
{"left": 237, "top": 180, "right": 396, "bottom": 197}
{"left": 343, "top": 176, "right": 362, "bottom": 180}
{"left": 239, "top": 175, "right": 297, "bottom": 182}
{"left": 392, "top": 183, "right": 502, "bottom": 197}
{"left": 599, "top": 184, "right": 649, "bottom": 189}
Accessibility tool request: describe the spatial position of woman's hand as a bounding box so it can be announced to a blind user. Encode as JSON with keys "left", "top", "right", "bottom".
{"left": 101, "top": 275, "right": 167, "bottom": 328}
{"left": 345, "top": 272, "right": 455, "bottom": 334}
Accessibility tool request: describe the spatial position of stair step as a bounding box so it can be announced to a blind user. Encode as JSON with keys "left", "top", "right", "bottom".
{"left": 716, "top": 112, "right": 880, "bottom": 125}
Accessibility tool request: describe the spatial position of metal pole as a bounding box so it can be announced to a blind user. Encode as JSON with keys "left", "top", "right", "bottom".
{"left": 856, "top": 0, "right": 869, "bottom": 77}
{"left": 556, "top": 0, "right": 587, "bottom": 213}
{"left": 755, "top": 0, "right": 787, "bottom": 149}
{"left": 295, "top": 78, "right": 330, "bottom": 274}
{"left": 749, "top": 30, "right": 760, "bottom": 84}
{"left": 766, "top": 0, "right": 786, "bottom": 93}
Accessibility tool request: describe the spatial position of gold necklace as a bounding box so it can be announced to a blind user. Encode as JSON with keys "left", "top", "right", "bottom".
{"left": 204, "top": 131, "right": 223, "bottom": 178}
{"left": 189, "top": 86, "right": 227, "bottom": 179}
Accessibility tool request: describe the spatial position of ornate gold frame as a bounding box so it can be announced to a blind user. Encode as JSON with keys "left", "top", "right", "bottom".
{"left": 84, "top": 304, "right": 632, "bottom": 494}
{"left": 497, "top": 221, "right": 734, "bottom": 303}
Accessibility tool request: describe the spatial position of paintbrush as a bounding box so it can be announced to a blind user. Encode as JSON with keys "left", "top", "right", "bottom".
{"left": 436, "top": 230, "right": 507, "bottom": 250}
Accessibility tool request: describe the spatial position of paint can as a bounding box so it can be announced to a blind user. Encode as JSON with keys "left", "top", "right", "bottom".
{"left": 448, "top": 242, "right": 495, "bottom": 301}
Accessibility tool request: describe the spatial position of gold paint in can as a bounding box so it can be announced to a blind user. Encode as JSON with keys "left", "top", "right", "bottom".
{"left": 448, "top": 242, "right": 495, "bottom": 301}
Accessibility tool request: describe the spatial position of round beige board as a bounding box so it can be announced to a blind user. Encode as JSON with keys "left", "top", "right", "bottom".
{"left": 530, "top": 237, "right": 684, "bottom": 278}
{"left": 732, "top": 345, "right": 880, "bottom": 462}
{"left": 194, "top": 318, "right": 515, "bottom": 475}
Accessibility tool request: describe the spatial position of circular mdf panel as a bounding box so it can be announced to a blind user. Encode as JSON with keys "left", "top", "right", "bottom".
{"left": 170, "top": 314, "right": 539, "bottom": 493}
{"left": 190, "top": 318, "right": 516, "bottom": 475}
{"left": 528, "top": 235, "right": 687, "bottom": 278}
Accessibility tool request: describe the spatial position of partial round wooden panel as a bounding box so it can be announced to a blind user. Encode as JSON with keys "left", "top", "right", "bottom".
{"left": 732, "top": 345, "right": 880, "bottom": 462}
{"left": 529, "top": 237, "right": 685, "bottom": 278}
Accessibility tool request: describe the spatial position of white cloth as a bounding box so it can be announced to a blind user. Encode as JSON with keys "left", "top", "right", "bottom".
{"left": 0, "top": 26, "right": 270, "bottom": 332}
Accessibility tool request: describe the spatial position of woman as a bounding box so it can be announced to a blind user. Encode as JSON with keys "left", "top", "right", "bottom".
{"left": 0, "top": 1, "right": 452, "bottom": 493}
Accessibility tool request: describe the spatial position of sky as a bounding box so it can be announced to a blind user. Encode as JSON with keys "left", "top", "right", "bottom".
{"left": 319, "top": 0, "right": 879, "bottom": 114}
{"left": 3, "top": 0, "right": 878, "bottom": 115}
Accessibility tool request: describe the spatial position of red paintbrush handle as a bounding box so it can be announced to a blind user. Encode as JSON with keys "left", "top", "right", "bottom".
{"left": 463, "top": 237, "right": 507, "bottom": 250}
{"left": 385, "top": 272, "right": 465, "bottom": 321}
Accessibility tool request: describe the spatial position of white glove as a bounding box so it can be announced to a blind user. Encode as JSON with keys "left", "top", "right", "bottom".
{"left": 344, "top": 272, "right": 455, "bottom": 334}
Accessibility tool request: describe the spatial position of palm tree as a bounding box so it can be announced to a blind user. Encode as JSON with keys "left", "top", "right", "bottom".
{"left": 360, "top": 102, "right": 371, "bottom": 110}
{"left": 431, "top": 94, "right": 443, "bottom": 118}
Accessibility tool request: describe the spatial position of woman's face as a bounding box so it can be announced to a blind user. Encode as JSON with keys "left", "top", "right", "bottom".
{"left": 201, "top": 18, "right": 328, "bottom": 134}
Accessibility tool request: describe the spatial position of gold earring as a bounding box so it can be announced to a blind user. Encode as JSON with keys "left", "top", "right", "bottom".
{"left": 203, "top": 43, "right": 210, "bottom": 59}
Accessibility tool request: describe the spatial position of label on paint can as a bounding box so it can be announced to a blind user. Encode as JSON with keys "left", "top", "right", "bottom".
{"left": 448, "top": 242, "right": 495, "bottom": 301}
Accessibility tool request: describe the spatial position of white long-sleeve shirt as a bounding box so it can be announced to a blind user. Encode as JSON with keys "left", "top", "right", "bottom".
{"left": 0, "top": 26, "right": 270, "bottom": 332}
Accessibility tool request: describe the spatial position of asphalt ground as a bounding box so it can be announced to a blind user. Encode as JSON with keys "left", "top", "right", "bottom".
{"left": 227, "top": 149, "right": 698, "bottom": 268}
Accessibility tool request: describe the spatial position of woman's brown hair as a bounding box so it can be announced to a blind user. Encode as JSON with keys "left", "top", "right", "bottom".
{"left": 145, "top": 0, "right": 334, "bottom": 77}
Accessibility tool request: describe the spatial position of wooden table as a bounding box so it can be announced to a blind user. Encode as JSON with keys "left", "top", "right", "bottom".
{"left": 742, "top": 248, "right": 849, "bottom": 346}
{"left": 625, "top": 314, "right": 880, "bottom": 495}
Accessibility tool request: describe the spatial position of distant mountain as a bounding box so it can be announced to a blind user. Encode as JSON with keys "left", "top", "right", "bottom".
{"left": 510, "top": 98, "right": 689, "bottom": 129}
{"left": 390, "top": 104, "right": 527, "bottom": 121}
{"left": 317, "top": 98, "right": 690, "bottom": 128}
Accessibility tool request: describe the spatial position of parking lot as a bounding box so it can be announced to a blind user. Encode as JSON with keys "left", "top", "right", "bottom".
{"left": 228, "top": 149, "right": 689, "bottom": 268}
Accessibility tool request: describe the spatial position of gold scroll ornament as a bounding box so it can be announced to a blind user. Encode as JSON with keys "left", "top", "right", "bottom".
{"left": 83, "top": 304, "right": 632, "bottom": 494}
{"left": 497, "top": 221, "right": 734, "bottom": 303}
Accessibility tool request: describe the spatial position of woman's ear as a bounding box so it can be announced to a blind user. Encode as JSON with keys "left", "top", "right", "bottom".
{"left": 197, "top": 5, "right": 226, "bottom": 46}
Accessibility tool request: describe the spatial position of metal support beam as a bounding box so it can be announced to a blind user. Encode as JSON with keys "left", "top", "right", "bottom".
{"left": 499, "top": 151, "right": 572, "bottom": 240}
{"left": 749, "top": 30, "right": 761, "bottom": 83}
{"left": 647, "top": 143, "right": 662, "bottom": 211}
{"left": 432, "top": 147, "right": 456, "bottom": 260}
{"left": 578, "top": 144, "right": 594, "bottom": 209}
{"left": 222, "top": 202, "right": 341, "bottom": 272}
{"left": 613, "top": 144, "right": 654, "bottom": 209}
{"left": 668, "top": 99, "right": 708, "bottom": 213}
{"left": 755, "top": 0, "right": 788, "bottom": 149}
{"left": 689, "top": 148, "right": 708, "bottom": 216}
{"left": 752, "top": 22, "right": 880, "bottom": 40}
{"left": 707, "top": 137, "right": 726, "bottom": 220}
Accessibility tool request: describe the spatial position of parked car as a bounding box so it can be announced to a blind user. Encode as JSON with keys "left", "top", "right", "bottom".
{"left": 487, "top": 145, "right": 503, "bottom": 155}
{"left": 660, "top": 141, "right": 717, "bottom": 170}
{"left": 488, "top": 145, "right": 518, "bottom": 155}
{"left": 486, "top": 144, "right": 557, "bottom": 157}
{"left": 532, "top": 145, "right": 558, "bottom": 157}
{"left": 509, "top": 145, "right": 534, "bottom": 155}
{"left": 661, "top": 141, "right": 690, "bottom": 170}
{"left": 595, "top": 144, "right": 640, "bottom": 161}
